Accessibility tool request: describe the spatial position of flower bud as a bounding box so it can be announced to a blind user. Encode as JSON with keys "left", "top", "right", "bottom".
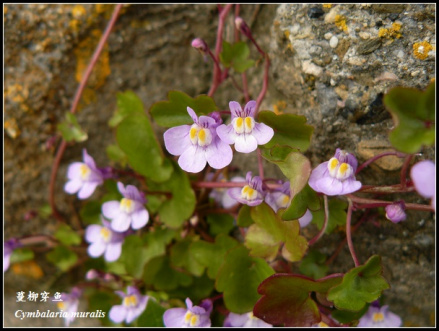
{"left": 235, "top": 16, "right": 252, "bottom": 38}
{"left": 191, "top": 38, "right": 208, "bottom": 53}
{"left": 385, "top": 201, "right": 406, "bottom": 223}
{"left": 85, "top": 269, "right": 99, "bottom": 280}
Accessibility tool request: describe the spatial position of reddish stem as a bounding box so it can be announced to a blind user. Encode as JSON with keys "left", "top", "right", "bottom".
{"left": 256, "top": 54, "right": 270, "bottom": 113}
{"left": 48, "top": 4, "right": 123, "bottom": 222}
{"left": 400, "top": 154, "right": 414, "bottom": 188}
{"left": 257, "top": 148, "right": 265, "bottom": 180}
{"left": 355, "top": 151, "right": 406, "bottom": 175}
{"left": 346, "top": 199, "right": 360, "bottom": 267}
{"left": 347, "top": 194, "right": 434, "bottom": 212}
{"left": 358, "top": 184, "right": 415, "bottom": 194}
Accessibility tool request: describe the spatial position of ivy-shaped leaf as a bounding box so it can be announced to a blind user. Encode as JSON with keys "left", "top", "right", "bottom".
{"left": 254, "top": 273, "right": 343, "bottom": 327}
{"left": 260, "top": 145, "right": 297, "bottom": 163}
{"left": 146, "top": 161, "right": 196, "bottom": 229}
{"left": 299, "top": 250, "right": 329, "bottom": 280}
{"left": 54, "top": 224, "right": 82, "bottom": 246}
{"left": 190, "top": 234, "right": 239, "bottom": 279}
{"left": 206, "top": 214, "right": 235, "bottom": 236}
{"left": 171, "top": 237, "right": 205, "bottom": 277}
{"left": 237, "top": 204, "right": 254, "bottom": 227}
{"left": 9, "top": 248, "right": 34, "bottom": 264}
{"left": 57, "top": 112, "right": 88, "bottom": 142}
{"left": 106, "top": 144, "right": 128, "bottom": 167}
{"left": 87, "top": 289, "right": 119, "bottom": 327}
{"left": 384, "top": 82, "right": 435, "bottom": 153}
{"left": 167, "top": 273, "right": 215, "bottom": 305}
{"left": 258, "top": 111, "right": 314, "bottom": 152}
{"left": 281, "top": 184, "right": 321, "bottom": 221}
{"left": 109, "top": 90, "right": 145, "bottom": 128}
{"left": 149, "top": 90, "right": 217, "bottom": 127}
{"left": 245, "top": 203, "right": 308, "bottom": 262}
{"left": 331, "top": 304, "right": 369, "bottom": 324}
{"left": 327, "top": 255, "right": 390, "bottom": 312}
{"left": 219, "top": 41, "right": 255, "bottom": 73}
{"left": 79, "top": 200, "right": 102, "bottom": 225}
{"left": 46, "top": 246, "right": 78, "bottom": 272}
{"left": 312, "top": 199, "right": 347, "bottom": 235}
{"left": 142, "top": 256, "right": 193, "bottom": 291}
{"left": 116, "top": 113, "right": 173, "bottom": 182}
{"left": 216, "top": 245, "right": 275, "bottom": 314}
{"left": 136, "top": 299, "right": 167, "bottom": 327}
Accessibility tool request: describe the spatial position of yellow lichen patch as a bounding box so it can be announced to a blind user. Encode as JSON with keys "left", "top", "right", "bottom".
{"left": 273, "top": 100, "right": 287, "bottom": 115}
{"left": 4, "top": 83, "right": 30, "bottom": 112}
{"left": 334, "top": 15, "right": 348, "bottom": 33}
{"left": 413, "top": 41, "right": 433, "bottom": 60}
{"left": 378, "top": 28, "right": 389, "bottom": 38}
{"left": 323, "top": 4, "right": 332, "bottom": 9}
{"left": 72, "top": 4, "right": 86, "bottom": 18}
{"left": 11, "top": 260, "right": 44, "bottom": 279}
{"left": 4, "top": 118, "right": 21, "bottom": 139}
{"left": 284, "top": 30, "right": 290, "bottom": 40}
{"left": 379, "top": 23, "right": 403, "bottom": 39}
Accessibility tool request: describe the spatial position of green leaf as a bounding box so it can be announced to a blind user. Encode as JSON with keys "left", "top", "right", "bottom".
{"left": 9, "top": 248, "right": 34, "bottom": 264}
{"left": 142, "top": 256, "right": 193, "bottom": 291}
{"left": 54, "top": 224, "right": 82, "bottom": 246}
{"left": 254, "top": 273, "right": 343, "bottom": 327}
{"left": 46, "top": 246, "right": 78, "bottom": 272}
{"left": 116, "top": 113, "right": 173, "bottom": 182}
{"left": 331, "top": 304, "right": 369, "bottom": 324}
{"left": 327, "top": 255, "right": 390, "bottom": 312}
{"left": 219, "top": 41, "right": 255, "bottom": 73}
{"left": 142, "top": 227, "right": 177, "bottom": 263}
{"left": 216, "top": 245, "right": 275, "bottom": 314}
{"left": 149, "top": 90, "right": 218, "bottom": 127}
{"left": 384, "top": 82, "right": 435, "bottom": 153}
{"left": 237, "top": 204, "right": 254, "bottom": 227}
{"left": 109, "top": 90, "right": 145, "bottom": 128}
{"left": 312, "top": 199, "right": 347, "bottom": 235}
{"left": 258, "top": 111, "right": 314, "bottom": 152}
{"left": 106, "top": 144, "right": 128, "bottom": 167}
{"left": 260, "top": 145, "right": 297, "bottom": 163}
{"left": 57, "top": 112, "right": 88, "bottom": 142}
{"left": 206, "top": 213, "right": 235, "bottom": 236}
{"left": 147, "top": 161, "right": 196, "bottom": 228}
{"left": 38, "top": 203, "right": 52, "bottom": 219}
{"left": 79, "top": 201, "right": 102, "bottom": 225}
{"left": 171, "top": 237, "right": 205, "bottom": 277}
{"left": 264, "top": 151, "right": 311, "bottom": 201}
{"left": 282, "top": 184, "right": 321, "bottom": 221}
{"left": 190, "top": 234, "right": 239, "bottom": 279}
{"left": 136, "top": 299, "right": 167, "bottom": 327}
{"left": 167, "top": 273, "right": 215, "bottom": 304}
{"left": 87, "top": 289, "right": 119, "bottom": 327}
{"left": 299, "top": 250, "right": 329, "bottom": 280}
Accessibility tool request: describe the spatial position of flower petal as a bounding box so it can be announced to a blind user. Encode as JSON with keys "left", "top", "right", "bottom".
{"left": 187, "top": 107, "right": 198, "bottom": 123}
{"left": 216, "top": 124, "right": 237, "bottom": 145}
{"left": 163, "top": 308, "right": 187, "bottom": 327}
{"left": 244, "top": 100, "right": 257, "bottom": 117}
{"left": 111, "top": 213, "right": 131, "bottom": 232}
{"left": 234, "top": 134, "right": 258, "bottom": 153}
{"left": 109, "top": 305, "right": 128, "bottom": 324}
{"left": 131, "top": 208, "right": 149, "bottom": 229}
{"left": 78, "top": 181, "right": 99, "bottom": 199}
{"left": 308, "top": 162, "right": 329, "bottom": 193}
{"left": 64, "top": 179, "right": 83, "bottom": 194}
{"left": 411, "top": 160, "right": 435, "bottom": 198}
{"left": 314, "top": 176, "right": 343, "bottom": 196}
{"left": 252, "top": 122, "right": 274, "bottom": 145}
{"left": 178, "top": 145, "right": 207, "bottom": 173}
{"left": 340, "top": 178, "right": 362, "bottom": 195}
{"left": 104, "top": 243, "right": 122, "bottom": 262}
{"left": 229, "top": 101, "right": 242, "bottom": 119}
{"left": 125, "top": 185, "right": 144, "bottom": 202}
{"left": 298, "top": 209, "right": 313, "bottom": 228}
{"left": 67, "top": 162, "right": 84, "bottom": 180}
{"left": 83, "top": 149, "right": 97, "bottom": 169}
{"left": 102, "top": 201, "right": 121, "bottom": 219}
{"left": 164, "top": 125, "right": 191, "bottom": 156}
{"left": 205, "top": 137, "right": 233, "bottom": 169}
{"left": 85, "top": 225, "right": 102, "bottom": 243}
{"left": 88, "top": 242, "right": 106, "bottom": 258}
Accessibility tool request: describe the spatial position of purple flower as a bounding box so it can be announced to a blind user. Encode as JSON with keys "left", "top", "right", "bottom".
{"left": 109, "top": 286, "right": 149, "bottom": 324}
{"left": 4, "top": 238, "right": 20, "bottom": 272}
{"left": 55, "top": 287, "right": 82, "bottom": 326}
{"left": 64, "top": 149, "right": 106, "bottom": 199}
{"left": 163, "top": 298, "right": 212, "bottom": 327}
{"left": 216, "top": 101, "right": 274, "bottom": 153}
{"left": 410, "top": 160, "right": 435, "bottom": 211}
{"left": 102, "top": 182, "right": 149, "bottom": 232}
{"left": 85, "top": 217, "right": 127, "bottom": 262}
{"left": 227, "top": 172, "right": 265, "bottom": 206}
{"left": 357, "top": 305, "right": 402, "bottom": 327}
{"left": 308, "top": 148, "right": 362, "bottom": 196}
{"left": 298, "top": 209, "right": 313, "bottom": 228}
{"left": 224, "top": 312, "right": 272, "bottom": 327}
{"left": 385, "top": 201, "right": 406, "bottom": 223}
{"left": 265, "top": 181, "right": 291, "bottom": 212}
{"left": 209, "top": 174, "right": 246, "bottom": 209}
{"left": 164, "top": 108, "right": 233, "bottom": 173}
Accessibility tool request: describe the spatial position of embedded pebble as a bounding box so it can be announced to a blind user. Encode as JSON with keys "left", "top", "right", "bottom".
{"left": 359, "top": 31, "right": 370, "bottom": 39}
{"left": 324, "top": 32, "right": 333, "bottom": 40}
{"left": 329, "top": 35, "right": 339, "bottom": 48}
{"left": 302, "top": 60, "right": 323, "bottom": 77}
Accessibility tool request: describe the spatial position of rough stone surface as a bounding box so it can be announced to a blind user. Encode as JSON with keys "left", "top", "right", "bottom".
{"left": 4, "top": 3, "right": 435, "bottom": 327}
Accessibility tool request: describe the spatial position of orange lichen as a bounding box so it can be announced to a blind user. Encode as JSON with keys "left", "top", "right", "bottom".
{"left": 273, "top": 101, "right": 287, "bottom": 115}
{"left": 334, "top": 15, "right": 348, "bottom": 33}
{"left": 72, "top": 4, "right": 86, "bottom": 18}
{"left": 379, "top": 23, "right": 403, "bottom": 39}
{"left": 4, "top": 118, "right": 21, "bottom": 139}
{"left": 413, "top": 41, "right": 433, "bottom": 60}
{"left": 323, "top": 4, "right": 332, "bottom": 9}
{"left": 284, "top": 30, "right": 290, "bottom": 40}
{"left": 11, "top": 260, "right": 44, "bottom": 279}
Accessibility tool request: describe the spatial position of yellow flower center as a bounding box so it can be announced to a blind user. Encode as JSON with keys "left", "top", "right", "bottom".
{"left": 57, "top": 302, "right": 65, "bottom": 310}
{"left": 276, "top": 193, "right": 290, "bottom": 209}
{"left": 328, "top": 157, "right": 339, "bottom": 177}
{"left": 120, "top": 198, "right": 134, "bottom": 213}
{"left": 244, "top": 116, "right": 255, "bottom": 133}
{"left": 80, "top": 164, "right": 91, "bottom": 180}
{"left": 100, "top": 227, "right": 111, "bottom": 242}
{"left": 184, "top": 311, "right": 200, "bottom": 327}
{"left": 241, "top": 185, "right": 257, "bottom": 201}
{"left": 336, "top": 162, "right": 353, "bottom": 181}
{"left": 123, "top": 295, "right": 138, "bottom": 307}
{"left": 317, "top": 321, "right": 329, "bottom": 327}
{"left": 233, "top": 116, "right": 254, "bottom": 134}
{"left": 189, "top": 125, "right": 212, "bottom": 147}
{"left": 373, "top": 312, "right": 385, "bottom": 323}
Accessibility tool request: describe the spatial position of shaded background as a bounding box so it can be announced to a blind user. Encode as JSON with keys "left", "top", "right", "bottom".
{"left": 4, "top": 4, "right": 435, "bottom": 327}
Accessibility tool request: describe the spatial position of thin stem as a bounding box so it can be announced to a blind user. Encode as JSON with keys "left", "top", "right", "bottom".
{"left": 358, "top": 184, "right": 415, "bottom": 194}
{"left": 355, "top": 151, "right": 406, "bottom": 175}
{"left": 192, "top": 181, "right": 282, "bottom": 190}
{"left": 255, "top": 53, "right": 270, "bottom": 112}
{"left": 346, "top": 199, "right": 360, "bottom": 267}
{"left": 19, "top": 235, "right": 59, "bottom": 247}
{"left": 234, "top": 4, "right": 250, "bottom": 102}
{"left": 400, "top": 154, "right": 414, "bottom": 188}
{"left": 347, "top": 194, "right": 434, "bottom": 212}
{"left": 257, "top": 148, "right": 264, "bottom": 180}
{"left": 48, "top": 4, "right": 123, "bottom": 222}
{"left": 309, "top": 195, "right": 329, "bottom": 246}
